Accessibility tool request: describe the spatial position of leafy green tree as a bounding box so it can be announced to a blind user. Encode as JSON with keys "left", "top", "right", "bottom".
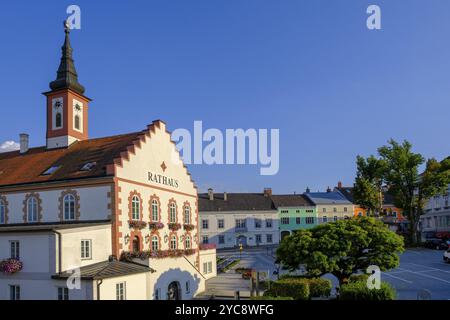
{"left": 378, "top": 140, "right": 449, "bottom": 244}
{"left": 352, "top": 155, "right": 386, "bottom": 216}
{"left": 276, "top": 217, "right": 404, "bottom": 285}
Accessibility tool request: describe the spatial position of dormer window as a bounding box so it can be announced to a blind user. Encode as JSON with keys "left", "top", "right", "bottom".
{"left": 42, "top": 165, "right": 61, "bottom": 176}
{"left": 80, "top": 162, "right": 96, "bottom": 171}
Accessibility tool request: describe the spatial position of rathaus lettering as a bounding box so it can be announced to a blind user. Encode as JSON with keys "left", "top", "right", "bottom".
{"left": 148, "top": 172, "right": 179, "bottom": 188}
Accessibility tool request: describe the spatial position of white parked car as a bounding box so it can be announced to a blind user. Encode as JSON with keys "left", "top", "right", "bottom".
{"left": 444, "top": 249, "right": 450, "bottom": 263}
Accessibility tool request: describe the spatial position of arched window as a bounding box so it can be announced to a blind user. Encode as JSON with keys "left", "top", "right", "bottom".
{"left": 132, "top": 236, "right": 140, "bottom": 252}
{"left": 151, "top": 199, "right": 159, "bottom": 221}
{"left": 170, "top": 235, "right": 177, "bottom": 250}
{"left": 27, "top": 197, "right": 38, "bottom": 222}
{"left": 169, "top": 203, "right": 176, "bottom": 223}
{"left": 74, "top": 115, "right": 80, "bottom": 130}
{"left": 0, "top": 200, "right": 6, "bottom": 224}
{"left": 185, "top": 235, "right": 191, "bottom": 249}
{"left": 64, "top": 194, "right": 75, "bottom": 220}
{"left": 55, "top": 112, "right": 62, "bottom": 128}
{"left": 131, "top": 196, "right": 140, "bottom": 220}
{"left": 151, "top": 236, "right": 159, "bottom": 251}
{"left": 184, "top": 205, "right": 190, "bottom": 224}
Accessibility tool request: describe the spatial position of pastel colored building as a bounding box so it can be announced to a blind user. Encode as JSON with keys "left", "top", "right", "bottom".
{"left": 271, "top": 194, "right": 317, "bottom": 240}
{"left": 420, "top": 183, "right": 450, "bottom": 239}
{"left": 198, "top": 188, "right": 279, "bottom": 248}
{"left": 0, "top": 25, "right": 215, "bottom": 300}
{"left": 304, "top": 189, "right": 353, "bottom": 223}
{"left": 334, "top": 183, "right": 407, "bottom": 233}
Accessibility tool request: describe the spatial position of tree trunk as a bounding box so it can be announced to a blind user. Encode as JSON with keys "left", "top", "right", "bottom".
{"left": 407, "top": 206, "right": 418, "bottom": 245}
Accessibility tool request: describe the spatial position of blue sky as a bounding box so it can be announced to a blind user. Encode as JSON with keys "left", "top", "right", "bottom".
{"left": 0, "top": 1, "right": 449, "bottom": 193}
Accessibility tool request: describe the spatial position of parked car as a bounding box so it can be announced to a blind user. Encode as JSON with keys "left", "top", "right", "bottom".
{"left": 424, "top": 238, "right": 449, "bottom": 250}
{"left": 444, "top": 249, "right": 450, "bottom": 263}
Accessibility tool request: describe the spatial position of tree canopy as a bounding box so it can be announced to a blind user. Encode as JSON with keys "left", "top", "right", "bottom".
{"left": 276, "top": 217, "right": 404, "bottom": 285}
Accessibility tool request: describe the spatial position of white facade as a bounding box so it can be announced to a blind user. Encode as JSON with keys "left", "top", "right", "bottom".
{"left": 0, "top": 121, "right": 216, "bottom": 300}
{"left": 199, "top": 211, "right": 279, "bottom": 249}
{"left": 0, "top": 185, "right": 111, "bottom": 224}
{"left": 420, "top": 184, "right": 450, "bottom": 235}
{"left": 0, "top": 224, "right": 110, "bottom": 300}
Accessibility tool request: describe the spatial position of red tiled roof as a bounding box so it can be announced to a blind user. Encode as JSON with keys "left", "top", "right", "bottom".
{"left": 0, "top": 132, "right": 142, "bottom": 187}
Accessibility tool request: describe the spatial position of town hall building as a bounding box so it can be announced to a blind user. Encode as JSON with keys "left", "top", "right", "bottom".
{"left": 0, "top": 23, "right": 215, "bottom": 300}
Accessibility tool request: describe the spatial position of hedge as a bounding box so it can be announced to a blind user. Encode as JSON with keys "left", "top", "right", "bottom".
{"left": 250, "top": 296, "right": 294, "bottom": 300}
{"left": 339, "top": 280, "right": 396, "bottom": 300}
{"left": 264, "top": 279, "right": 309, "bottom": 300}
{"left": 348, "top": 274, "right": 369, "bottom": 283}
{"left": 307, "top": 278, "right": 332, "bottom": 298}
{"left": 276, "top": 276, "right": 332, "bottom": 298}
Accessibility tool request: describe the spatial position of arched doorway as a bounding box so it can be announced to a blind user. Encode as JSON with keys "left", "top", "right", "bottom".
{"left": 167, "top": 281, "right": 181, "bottom": 300}
{"left": 132, "top": 236, "right": 140, "bottom": 252}
{"left": 236, "top": 235, "right": 247, "bottom": 247}
{"left": 280, "top": 231, "right": 291, "bottom": 240}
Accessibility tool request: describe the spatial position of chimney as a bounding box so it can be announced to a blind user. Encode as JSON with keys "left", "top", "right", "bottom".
{"left": 223, "top": 192, "right": 227, "bottom": 201}
{"left": 208, "top": 188, "right": 214, "bottom": 201}
{"left": 19, "top": 133, "right": 29, "bottom": 154}
{"left": 263, "top": 188, "right": 272, "bottom": 197}
{"left": 326, "top": 186, "right": 331, "bottom": 193}
{"left": 337, "top": 181, "right": 343, "bottom": 188}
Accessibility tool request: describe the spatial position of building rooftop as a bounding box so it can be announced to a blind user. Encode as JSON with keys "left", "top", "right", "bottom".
{"left": 198, "top": 193, "right": 276, "bottom": 212}
{"left": 304, "top": 191, "right": 352, "bottom": 205}
{"left": 0, "top": 220, "right": 111, "bottom": 233}
{"left": 271, "top": 194, "right": 315, "bottom": 208}
{"left": 0, "top": 131, "right": 145, "bottom": 188}
{"left": 52, "top": 259, "right": 155, "bottom": 280}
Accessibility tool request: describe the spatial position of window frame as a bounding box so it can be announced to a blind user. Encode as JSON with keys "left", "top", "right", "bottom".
{"left": 116, "top": 282, "right": 126, "bottom": 300}
{"left": 184, "top": 205, "right": 191, "bottom": 224}
{"left": 169, "top": 202, "right": 177, "bottom": 223}
{"left": 151, "top": 235, "right": 159, "bottom": 251}
{"left": 63, "top": 194, "right": 76, "bottom": 221}
{"left": 170, "top": 235, "right": 177, "bottom": 250}
{"left": 80, "top": 239, "right": 92, "bottom": 260}
{"left": 9, "top": 285, "right": 20, "bottom": 300}
{"left": 27, "top": 196, "right": 38, "bottom": 222}
{"left": 57, "top": 287, "right": 69, "bottom": 300}
{"left": 131, "top": 196, "right": 140, "bottom": 221}
{"left": 10, "top": 241, "right": 19, "bottom": 259}
{"left": 185, "top": 235, "right": 191, "bottom": 249}
{"left": 0, "top": 199, "right": 6, "bottom": 224}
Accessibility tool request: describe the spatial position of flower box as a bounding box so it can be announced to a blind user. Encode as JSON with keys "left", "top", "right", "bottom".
{"left": 199, "top": 243, "right": 217, "bottom": 250}
{"left": 128, "top": 220, "right": 147, "bottom": 230}
{"left": 148, "top": 222, "right": 164, "bottom": 230}
{"left": 120, "top": 249, "right": 196, "bottom": 261}
{"left": 168, "top": 223, "right": 182, "bottom": 231}
{"left": 0, "top": 258, "right": 23, "bottom": 274}
{"left": 183, "top": 224, "right": 195, "bottom": 231}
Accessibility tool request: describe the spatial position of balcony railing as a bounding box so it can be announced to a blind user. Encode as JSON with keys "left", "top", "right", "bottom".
{"left": 235, "top": 226, "right": 248, "bottom": 232}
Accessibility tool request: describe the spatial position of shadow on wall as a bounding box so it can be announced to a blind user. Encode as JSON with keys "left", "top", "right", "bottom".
{"left": 153, "top": 268, "right": 202, "bottom": 300}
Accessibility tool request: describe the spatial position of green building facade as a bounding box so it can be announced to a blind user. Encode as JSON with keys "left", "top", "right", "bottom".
{"left": 272, "top": 195, "right": 317, "bottom": 240}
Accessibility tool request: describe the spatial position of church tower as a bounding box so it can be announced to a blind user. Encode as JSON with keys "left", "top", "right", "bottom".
{"left": 44, "top": 22, "right": 91, "bottom": 149}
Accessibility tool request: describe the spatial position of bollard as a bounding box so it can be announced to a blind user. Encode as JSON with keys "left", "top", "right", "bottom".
{"left": 234, "top": 290, "right": 240, "bottom": 300}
